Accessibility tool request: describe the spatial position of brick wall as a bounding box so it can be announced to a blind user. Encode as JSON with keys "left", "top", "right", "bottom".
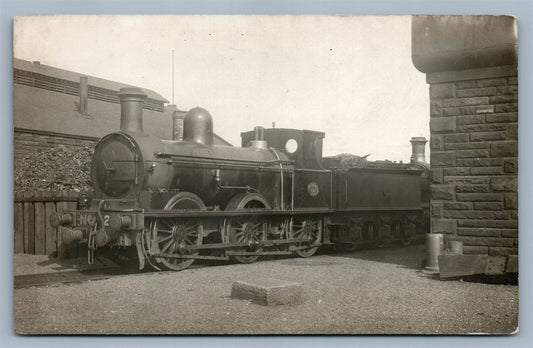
{"left": 428, "top": 65, "right": 518, "bottom": 257}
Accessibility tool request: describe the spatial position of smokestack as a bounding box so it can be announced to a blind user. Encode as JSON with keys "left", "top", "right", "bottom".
{"left": 79, "top": 76, "right": 88, "bottom": 114}
{"left": 117, "top": 87, "right": 147, "bottom": 134}
{"left": 410, "top": 137, "right": 428, "bottom": 165}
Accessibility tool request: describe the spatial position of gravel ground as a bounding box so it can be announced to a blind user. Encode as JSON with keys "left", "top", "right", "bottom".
{"left": 14, "top": 245, "right": 518, "bottom": 335}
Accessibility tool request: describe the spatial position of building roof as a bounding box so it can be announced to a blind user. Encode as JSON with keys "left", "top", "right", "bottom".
{"left": 14, "top": 84, "right": 173, "bottom": 139}
{"left": 14, "top": 58, "right": 168, "bottom": 103}
{"left": 13, "top": 58, "right": 233, "bottom": 145}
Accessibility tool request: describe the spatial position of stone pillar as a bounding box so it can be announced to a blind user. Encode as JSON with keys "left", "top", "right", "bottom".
{"left": 412, "top": 15, "right": 518, "bottom": 259}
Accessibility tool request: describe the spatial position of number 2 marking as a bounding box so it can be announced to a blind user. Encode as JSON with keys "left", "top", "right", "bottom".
{"left": 103, "top": 215, "right": 110, "bottom": 227}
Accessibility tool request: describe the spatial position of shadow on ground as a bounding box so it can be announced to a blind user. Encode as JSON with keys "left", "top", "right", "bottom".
{"left": 328, "top": 243, "right": 426, "bottom": 270}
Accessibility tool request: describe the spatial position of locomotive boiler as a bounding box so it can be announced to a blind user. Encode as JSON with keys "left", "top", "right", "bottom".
{"left": 51, "top": 87, "right": 429, "bottom": 271}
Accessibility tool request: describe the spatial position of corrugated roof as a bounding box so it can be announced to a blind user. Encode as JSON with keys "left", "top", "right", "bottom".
{"left": 14, "top": 58, "right": 169, "bottom": 103}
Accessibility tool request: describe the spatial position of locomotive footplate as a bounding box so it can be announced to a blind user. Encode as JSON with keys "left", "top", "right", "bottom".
{"left": 144, "top": 208, "right": 335, "bottom": 218}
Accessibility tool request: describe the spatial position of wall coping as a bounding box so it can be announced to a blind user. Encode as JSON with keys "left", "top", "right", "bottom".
{"left": 427, "top": 65, "right": 517, "bottom": 84}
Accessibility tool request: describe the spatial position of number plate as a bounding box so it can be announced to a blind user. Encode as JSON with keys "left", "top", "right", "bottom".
{"left": 75, "top": 213, "right": 97, "bottom": 227}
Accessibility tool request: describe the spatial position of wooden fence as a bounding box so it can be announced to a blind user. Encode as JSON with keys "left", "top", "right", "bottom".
{"left": 14, "top": 191, "right": 84, "bottom": 258}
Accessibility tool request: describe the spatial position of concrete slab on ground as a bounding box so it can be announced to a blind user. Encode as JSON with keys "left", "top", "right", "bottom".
{"left": 231, "top": 279, "right": 303, "bottom": 306}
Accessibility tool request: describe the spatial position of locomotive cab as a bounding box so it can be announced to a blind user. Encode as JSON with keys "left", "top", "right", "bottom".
{"left": 241, "top": 128, "right": 325, "bottom": 169}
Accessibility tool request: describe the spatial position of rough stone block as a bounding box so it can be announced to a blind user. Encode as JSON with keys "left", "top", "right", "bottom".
{"left": 456, "top": 115, "right": 485, "bottom": 125}
{"left": 430, "top": 135, "right": 443, "bottom": 150}
{"left": 507, "top": 123, "right": 518, "bottom": 139}
{"left": 442, "top": 97, "right": 489, "bottom": 108}
{"left": 507, "top": 77, "right": 518, "bottom": 85}
{"left": 485, "top": 257, "right": 507, "bottom": 275}
{"left": 444, "top": 168, "right": 471, "bottom": 176}
{"left": 456, "top": 193, "right": 502, "bottom": 202}
{"left": 489, "top": 247, "right": 518, "bottom": 257}
{"left": 457, "top": 228, "right": 500, "bottom": 237}
{"left": 442, "top": 106, "right": 477, "bottom": 116}
{"left": 430, "top": 101, "right": 442, "bottom": 116}
{"left": 505, "top": 255, "right": 518, "bottom": 273}
{"left": 503, "top": 193, "right": 518, "bottom": 210}
{"left": 438, "top": 254, "right": 488, "bottom": 279}
{"left": 430, "top": 117, "right": 456, "bottom": 133}
{"left": 443, "top": 210, "right": 493, "bottom": 219}
{"left": 473, "top": 202, "right": 503, "bottom": 211}
{"left": 463, "top": 246, "right": 489, "bottom": 255}
{"left": 456, "top": 158, "right": 501, "bottom": 167}
{"left": 430, "top": 168, "right": 444, "bottom": 184}
{"left": 497, "top": 85, "right": 518, "bottom": 95}
{"left": 455, "top": 80, "right": 477, "bottom": 89}
{"left": 431, "top": 218, "right": 456, "bottom": 234}
{"left": 431, "top": 152, "right": 455, "bottom": 167}
{"left": 469, "top": 131, "right": 507, "bottom": 142}
{"left": 461, "top": 236, "right": 514, "bottom": 247}
{"left": 231, "top": 279, "right": 303, "bottom": 306}
{"left": 500, "top": 229, "right": 518, "bottom": 238}
{"left": 444, "top": 176, "right": 489, "bottom": 185}
{"left": 444, "top": 202, "right": 472, "bottom": 210}
{"left": 475, "top": 105, "right": 495, "bottom": 114}
{"left": 456, "top": 149, "right": 489, "bottom": 159}
{"left": 491, "top": 177, "right": 518, "bottom": 192}
{"left": 470, "top": 167, "right": 504, "bottom": 175}
{"left": 443, "top": 133, "right": 469, "bottom": 143}
{"left": 489, "top": 95, "right": 518, "bottom": 104}
{"left": 431, "top": 184, "right": 455, "bottom": 200}
{"left": 445, "top": 142, "right": 489, "bottom": 151}
{"left": 476, "top": 78, "right": 507, "bottom": 87}
{"left": 457, "top": 123, "right": 507, "bottom": 133}
{"left": 503, "top": 158, "right": 518, "bottom": 173}
{"left": 493, "top": 211, "right": 511, "bottom": 220}
{"left": 430, "top": 83, "right": 455, "bottom": 99}
{"left": 455, "top": 184, "right": 489, "bottom": 193}
{"left": 458, "top": 219, "right": 517, "bottom": 229}
{"left": 490, "top": 141, "right": 517, "bottom": 157}
{"left": 494, "top": 103, "right": 517, "bottom": 112}
{"left": 456, "top": 87, "right": 497, "bottom": 98}
{"left": 431, "top": 203, "right": 443, "bottom": 217}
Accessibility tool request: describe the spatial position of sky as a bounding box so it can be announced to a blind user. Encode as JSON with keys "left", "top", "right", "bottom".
{"left": 14, "top": 15, "right": 430, "bottom": 162}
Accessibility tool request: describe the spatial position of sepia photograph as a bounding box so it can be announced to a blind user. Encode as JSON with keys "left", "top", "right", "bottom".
{"left": 12, "top": 14, "right": 519, "bottom": 335}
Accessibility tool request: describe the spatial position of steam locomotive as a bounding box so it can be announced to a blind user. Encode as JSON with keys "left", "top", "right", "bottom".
{"left": 51, "top": 87, "right": 429, "bottom": 271}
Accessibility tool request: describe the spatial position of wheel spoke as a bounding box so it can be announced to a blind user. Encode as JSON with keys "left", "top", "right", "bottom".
{"left": 157, "top": 234, "right": 173, "bottom": 244}
{"left": 156, "top": 228, "right": 173, "bottom": 234}
{"left": 159, "top": 220, "right": 173, "bottom": 230}
{"left": 185, "top": 223, "right": 198, "bottom": 231}
{"left": 161, "top": 239, "right": 174, "bottom": 253}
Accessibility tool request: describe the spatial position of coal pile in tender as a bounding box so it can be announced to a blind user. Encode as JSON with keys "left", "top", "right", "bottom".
{"left": 323, "top": 153, "right": 370, "bottom": 169}
{"left": 14, "top": 146, "right": 94, "bottom": 195}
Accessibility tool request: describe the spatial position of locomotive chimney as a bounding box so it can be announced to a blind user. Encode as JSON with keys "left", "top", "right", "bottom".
{"left": 410, "top": 137, "right": 428, "bottom": 165}
{"left": 117, "top": 87, "right": 147, "bottom": 134}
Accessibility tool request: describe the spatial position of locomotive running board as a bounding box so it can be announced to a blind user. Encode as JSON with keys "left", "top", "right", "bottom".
{"left": 144, "top": 208, "right": 335, "bottom": 218}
